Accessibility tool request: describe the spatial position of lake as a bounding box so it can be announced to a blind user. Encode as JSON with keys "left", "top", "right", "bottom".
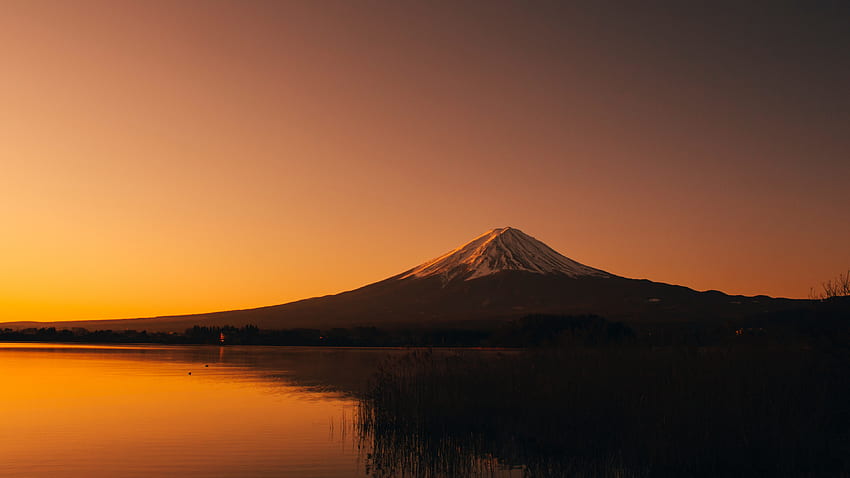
{"left": 0, "top": 344, "right": 374, "bottom": 477}
{"left": 0, "top": 343, "right": 521, "bottom": 478}
{"left": 4, "top": 342, "right": 844, "bottom": 477}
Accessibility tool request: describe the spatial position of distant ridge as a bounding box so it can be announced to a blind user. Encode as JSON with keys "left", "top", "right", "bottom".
{"left": 0, "top": 227, "right": 805, "bottom": 331}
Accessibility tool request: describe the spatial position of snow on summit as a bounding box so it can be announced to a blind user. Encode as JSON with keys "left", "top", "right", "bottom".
{"left": 400, "top": 227, "right": 611, "bottom": 282}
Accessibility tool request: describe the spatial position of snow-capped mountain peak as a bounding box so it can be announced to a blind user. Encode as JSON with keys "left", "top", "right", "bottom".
{"left": 399, "top": 227, "right": 611, "bottom": 282}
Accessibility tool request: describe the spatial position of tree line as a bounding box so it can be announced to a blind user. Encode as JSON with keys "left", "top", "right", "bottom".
{"left": 1, "top": 299, "right": 847, "bottom": 347}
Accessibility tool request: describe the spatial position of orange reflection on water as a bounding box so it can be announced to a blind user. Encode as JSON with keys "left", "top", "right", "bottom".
{"left": 0, "top": 344, "right": 362, "bottom": 478}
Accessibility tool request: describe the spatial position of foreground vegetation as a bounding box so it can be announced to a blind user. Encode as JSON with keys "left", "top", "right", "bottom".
{"left": 358, "top": 344, "right": 850, "bottom": 477}
{"left": 357, "top": 300, "right": 850, "bottom": 477}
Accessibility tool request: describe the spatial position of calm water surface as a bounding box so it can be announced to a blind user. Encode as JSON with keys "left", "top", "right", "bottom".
{"left": 0, "top": 343, "right": 452, "bottom": 478}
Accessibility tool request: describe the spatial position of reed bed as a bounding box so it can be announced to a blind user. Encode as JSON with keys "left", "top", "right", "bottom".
{"left": 357, "top": 346, "right": 850, "bottom": 477}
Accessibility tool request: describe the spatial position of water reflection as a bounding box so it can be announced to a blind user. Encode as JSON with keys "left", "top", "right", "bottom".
{"left": 0, "top": 343, "right": 380, "bottom": 478}
{"left": 2, "top": 344, "right": 541, "bottom": 478}
{"left": 3, "top": 344, "right": 532, "bottom": 478}
{"left": 0, "top": 343, "right": 400, "bottom": 393}
{"left": 9, "top": 343, "right": 834, "bottom": 477}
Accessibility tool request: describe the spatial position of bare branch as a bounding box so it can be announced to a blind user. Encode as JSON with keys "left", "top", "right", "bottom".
{"left": 818, "top": 269, "right": 850, "bottom": 299}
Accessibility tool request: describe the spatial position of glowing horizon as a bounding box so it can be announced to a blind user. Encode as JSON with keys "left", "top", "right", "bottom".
{"left": 2, "top": 1, "right": 848, "bottom": 322}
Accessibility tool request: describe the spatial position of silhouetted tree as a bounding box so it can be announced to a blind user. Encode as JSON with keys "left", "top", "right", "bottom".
{"left": 810, "top": 269, "right": 850, "bottom": 300}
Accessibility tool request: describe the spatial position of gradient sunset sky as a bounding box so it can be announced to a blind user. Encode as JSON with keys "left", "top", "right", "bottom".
{"left": 2, "top": 1, "right": 849, "bottom": 322}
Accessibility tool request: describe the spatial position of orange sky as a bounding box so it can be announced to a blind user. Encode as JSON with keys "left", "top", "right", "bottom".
{"left": 2, "top": 1, "right": 849, "bottom": 322}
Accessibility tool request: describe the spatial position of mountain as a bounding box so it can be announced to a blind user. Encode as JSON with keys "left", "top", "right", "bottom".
{"left": 399, "top": 227, "right": 610, "bottom": 282}
{"left": 1, "top": 227, "right": 804, "bottom": 332}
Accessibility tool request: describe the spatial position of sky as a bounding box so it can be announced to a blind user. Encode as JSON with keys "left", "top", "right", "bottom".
{"left": 1, "top": 1, "right": 849, "bottom": 322}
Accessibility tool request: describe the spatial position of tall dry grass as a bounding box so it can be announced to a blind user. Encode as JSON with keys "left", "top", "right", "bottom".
{"left": 358, "top": 346, "right": 850, "bottom": 477}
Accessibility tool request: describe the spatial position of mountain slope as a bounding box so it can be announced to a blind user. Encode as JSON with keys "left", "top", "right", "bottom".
{"left": 399, "top": 227, "right": 611, "bottom": 282}
{"left": 0, "top": 227, "right": 806, "bottom": 331}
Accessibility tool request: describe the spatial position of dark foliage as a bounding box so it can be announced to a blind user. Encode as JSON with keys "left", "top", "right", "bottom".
{"left": 2, "top": 300, "right": 847, "bottom": 348}
{"left": 0, "top": 315, "right": 629, "bottom": 347}
{"left": 355, "top": 302, "right": 850, "bottom": 477}
{"left": 359, "top": 344, "right": 850, "bottom": 477}
{"left": 488, "top": 314, "right": 635, "bottom": 347}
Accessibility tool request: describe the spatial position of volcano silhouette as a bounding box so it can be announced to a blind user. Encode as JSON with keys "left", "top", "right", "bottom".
{"left": 0, "top": 227, "right": 801, "bottom": 331}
